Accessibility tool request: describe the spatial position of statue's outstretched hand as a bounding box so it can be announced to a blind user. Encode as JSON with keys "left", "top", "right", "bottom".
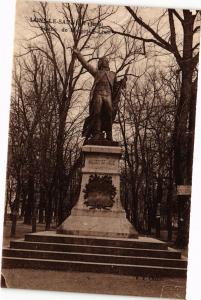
{"left": 72, "top": 48, "right": 95, "bottom": 76}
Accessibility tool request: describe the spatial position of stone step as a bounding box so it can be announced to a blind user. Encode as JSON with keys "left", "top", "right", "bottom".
{"left": 3, "top": 248, "right": 187, "bottom": 268}
{"left": 2, "top": 256, "right": 187, "bottom": 277}
{"left": 9, "top": 240, "right": 181, "bottom": 259}
{"left": 24, "top": 233, "right": 167, "bottom": 250}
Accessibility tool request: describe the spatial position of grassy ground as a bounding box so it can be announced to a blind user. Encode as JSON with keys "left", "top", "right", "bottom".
{"left": 1, "top": 220, "right": 187, "bottom": 299}
{"left": 2, "top": 219, "right": 50, "bottom": 247}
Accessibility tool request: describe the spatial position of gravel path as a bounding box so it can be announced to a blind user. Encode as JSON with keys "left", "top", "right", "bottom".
{"left": 2, "top": 268, "right": 186, "bottom": 299}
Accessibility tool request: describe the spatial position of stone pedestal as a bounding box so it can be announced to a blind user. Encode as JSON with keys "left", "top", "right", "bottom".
{"left": 57, "top": 144, "right": 138, "bottom": 238}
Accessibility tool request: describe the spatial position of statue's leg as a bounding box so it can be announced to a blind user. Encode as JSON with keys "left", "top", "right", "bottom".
{"left": 93, "top": 94, "right": 102, "bottom": 139}
{"left": 103, "top": 95, "right": 113, "bottom": 141}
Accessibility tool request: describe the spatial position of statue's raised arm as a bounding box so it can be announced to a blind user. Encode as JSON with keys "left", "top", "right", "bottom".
{"left": 73, "top": 49, "right": 96, "bottom": 77}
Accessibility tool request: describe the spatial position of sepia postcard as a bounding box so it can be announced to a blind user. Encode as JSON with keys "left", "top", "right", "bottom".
{"left": 1, "top": 0, "right": 201, "bottom": 299}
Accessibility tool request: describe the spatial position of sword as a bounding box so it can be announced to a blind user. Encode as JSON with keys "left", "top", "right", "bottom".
{"left": 112, "top": 67, "right": 129, "bottom": 122}
{"left": 114, "top": 66, "right": 129, "bottom": 98}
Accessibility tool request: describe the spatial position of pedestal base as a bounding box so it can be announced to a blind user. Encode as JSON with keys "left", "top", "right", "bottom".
{"left": 57, "top": 144, "right": 138, "bottom": 239}
{"left": 57, "top": 209, "right": 138, "bottom": 238}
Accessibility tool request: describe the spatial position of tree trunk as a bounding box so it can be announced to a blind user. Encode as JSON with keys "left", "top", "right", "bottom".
{"left": 167, "top": 150, "right": 174, "bottom": 241}
{"left": 24, "top": 200, "right": 32, "bottom": 224}
{"left": 155, "top": 178, "right": 162, "bottom": 238}
{"left": 38, "top": 208, "right": 44, "bottom": 224}
{"left": 174, "top": 12, "right": 194, "bottom": 247}
{"left": 54, "top": 102, "right": 67, "bottom": 226}
{"left": 4, "top": 197, "right": 8, "bottom": 226}
{"left": 10, "top": 177, "right": 21, "bottom": 237}
{"left": 38, "top": 188, "right": 45, "bottom": 224}
{"left": 45, "top": 189, "right": 53, "bottom": 230}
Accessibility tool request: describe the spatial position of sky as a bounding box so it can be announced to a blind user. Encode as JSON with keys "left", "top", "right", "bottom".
{"left": 13, "top": 0, "right": 200, "bottom": 83}
{"left": 12, "top": 0, "right": 190, "bottom": 89}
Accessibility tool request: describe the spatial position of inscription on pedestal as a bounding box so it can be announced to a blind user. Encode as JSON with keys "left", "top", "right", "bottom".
{"left": 89, "top": 159, "right": 115, "bottom": 166}
{"left": 85, "top": 155, "right": 118, "bottom": 172}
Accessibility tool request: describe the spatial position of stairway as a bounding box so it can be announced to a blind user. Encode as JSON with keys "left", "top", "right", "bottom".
{"left": 2, "top": 232, "right": 187, "bottom": 278}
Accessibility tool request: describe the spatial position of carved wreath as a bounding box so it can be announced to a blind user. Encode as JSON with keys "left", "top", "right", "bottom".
{"left": 83, "top": 174, "right": 116, "bottom": 209}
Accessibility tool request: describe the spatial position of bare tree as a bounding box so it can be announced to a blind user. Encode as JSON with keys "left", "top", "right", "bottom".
{"left": 110, "top": 7, "right": 200, "bottom": 246}
{"left": 119, "top": 69, "right": 178, "bottom": 237}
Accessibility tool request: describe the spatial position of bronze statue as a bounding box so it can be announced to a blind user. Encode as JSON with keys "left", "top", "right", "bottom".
{"left": 73, "top": 49, "right": 127, "bottom": 141}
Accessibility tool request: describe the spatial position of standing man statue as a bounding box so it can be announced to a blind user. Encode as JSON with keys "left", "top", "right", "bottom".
{"left": 73, "top": 49, "right": 127, "bottom": 142}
